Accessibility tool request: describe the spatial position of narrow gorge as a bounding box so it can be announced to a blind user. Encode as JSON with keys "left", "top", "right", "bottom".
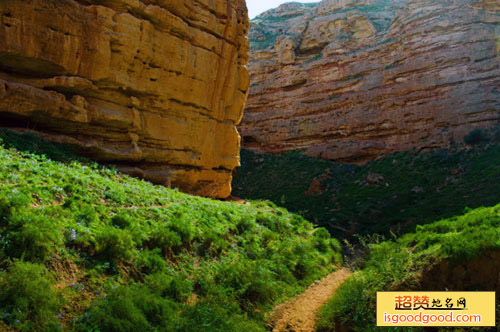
{"left": 0, "top": 0, "right": 499, "bottom": 331}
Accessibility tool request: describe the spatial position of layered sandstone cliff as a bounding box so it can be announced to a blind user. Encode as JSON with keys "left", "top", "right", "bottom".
{"left": 0, "top": 0, "right": 249, "bottom": 198}
{"left": 240, "top": 0, "right": 500, "bottom": 162}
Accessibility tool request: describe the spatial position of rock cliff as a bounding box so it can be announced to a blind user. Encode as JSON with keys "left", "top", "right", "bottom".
{"left": 0, "top": 0, "right": 249, "bottom": 198}
{"left": 240, "top": 0, "right": 500, "bottom": 162}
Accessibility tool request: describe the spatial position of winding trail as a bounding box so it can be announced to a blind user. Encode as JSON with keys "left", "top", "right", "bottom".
{"left": 269, "top": 268, "right": 351, "bottom": 332}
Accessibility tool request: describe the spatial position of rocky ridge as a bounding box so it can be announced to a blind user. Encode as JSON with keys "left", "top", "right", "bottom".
{"left": 0, "top": 0, "right": 249, "bottom": 198}
{"left": 240, "top": 0, "right": 500, "bottom": 162}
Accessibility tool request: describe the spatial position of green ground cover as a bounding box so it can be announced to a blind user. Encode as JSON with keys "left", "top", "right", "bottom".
{"left": 0, "top": 130, "right": 342, "bottom": 332}
{"left": 233, "top": 133, "right": 500, "bottom": 239}
{"left": 317, "top": 203, "right": 500, "bottom": 331}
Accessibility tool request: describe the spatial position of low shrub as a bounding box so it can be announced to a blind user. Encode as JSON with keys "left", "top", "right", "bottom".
{"left": 145, "top": 272, "right": 193, "bottom": 302}
{"left": 134, "top": 248, "right": 167, "bottom": 274}
{"left": 464, "top": 128, "right": 488, "bottom": 145}
{"left": 0, "top": 261, "right": 63, "bottom": 332}
{"left": 4, "top": 211, "right": 63, "bottom": 262}
{"left": 177, "top": 302, "right": 265, "bottom": 332}
{"left": 95, "top": 226, "right": 135, "bottom": 264}
{"left": 111, "top": 213, "right": 133, "bottom": 229}
{"left": 77, "top": 284, "right": 179, "bottom": 332}
{"left": 215, "top": 259, "right": 281, "bottom": 309}
{"left": 492, "top": 125, "right": 500, "bottom": 143}
{"left": 147, "top": 224, "right": 182, "bottom": 254}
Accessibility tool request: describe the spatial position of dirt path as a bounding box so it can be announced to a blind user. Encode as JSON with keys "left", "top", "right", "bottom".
{"left": 269, "top": 268, "right": 351, "bottom": 332}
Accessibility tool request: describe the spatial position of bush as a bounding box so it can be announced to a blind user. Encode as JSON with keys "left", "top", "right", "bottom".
{"left": 147, "top": 224, "right": 182, "bottom": 254}
{"left": 167, "top": 213, "right": 194, "bottom": 245}
{"left": 291, "top": 244, "right": 319, "bottom": 280}
{"left": 196, "top": 226, "right": 228, "bottom": 256}
{"left": 95, "top": 226, "right": 135, "bottom": 263}
{"left": 177, "top": 302, "right": 265, "bottom": 332}
{"left": 134, "top": 248, "right": 167, "bottom": 274}
{"left": 73, "top": 204, "right": 100, "bottom": 224}
{"left": 0, "top": 261, "right": 63, "bottom": 332}
{"left": 464, "top": 128, "right": 487, "bottom": 145}
{"left": 317, "top": 275, "right": 374, "bottom": 332}
{"left": 236, "top": 216, "right": 256, "bottom": 234}
{"left": 5, "top": 211, "right": 63, "bottom": 262}
{"left": 492, "top": 126, "right": 500, "bottom": 143}
{"left": 215, "top": 259, "right": 281, "bottom": 308}
{"left": 145, "top": 272, "right": 193, "bottom": 302}
{"left": 313, "top": 227, "right": 332, "bottom": 252}
{"left": 78, "top": 284, "right": 179, "bottom": 332}
{"left": 0, "top": 191, "right": 32, "bottom": 222}
{"left": 111, "top": 213, "right": 133, "bottom": 229}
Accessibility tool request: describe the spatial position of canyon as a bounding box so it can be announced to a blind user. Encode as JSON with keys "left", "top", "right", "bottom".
{"left": 240, "top": 0, "right": 500, "bottom": 163}
{"left": 0, "top": 0, "right": 249, "bottom": 198}
{"left": 0, "top": 2, "right": 499, "bottom": 331}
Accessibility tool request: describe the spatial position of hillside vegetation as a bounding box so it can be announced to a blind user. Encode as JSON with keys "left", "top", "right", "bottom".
{"left": 0, "top": 130, "right": 342, "bottom": 332}
{"left": 316, "top": 203, "right": 500, "bottom": 332}
{"left": 234, "top": 130, "right": 500, "bottom": 331}
{"left": 234, "top": 136, "right": 500, "bottom": 238}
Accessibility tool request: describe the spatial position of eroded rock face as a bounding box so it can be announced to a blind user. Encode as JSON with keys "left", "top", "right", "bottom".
{"left": 0, "top": 0, "right": 249, "bottom": 198}
{"left": 240, "top": 0, "right": 500, "bottom": 163}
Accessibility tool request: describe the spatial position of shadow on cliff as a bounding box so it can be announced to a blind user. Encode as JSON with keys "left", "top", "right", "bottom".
{"left": 233, "top": 139, "right": 500, "bottom": 240}
{"left": 0, "top": 128, "right": 88, "bottom": 163}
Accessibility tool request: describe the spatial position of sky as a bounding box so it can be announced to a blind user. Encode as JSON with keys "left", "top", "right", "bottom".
{"left": 246, "top": 0, "right": 319, "bottom": 19}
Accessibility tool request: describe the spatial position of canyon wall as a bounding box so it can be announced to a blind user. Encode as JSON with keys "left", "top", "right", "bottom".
{"left": 0, "top": 0, "right": 249, "bottom": 198}
{"left": 240, "top": 0, "right": 500, "bottom": 162}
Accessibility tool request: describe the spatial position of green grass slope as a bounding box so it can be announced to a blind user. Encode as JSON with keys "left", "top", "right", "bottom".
{"left": 233, "top": 139, "right": 500, "bottom": 238}
{"left": 0, "top": 130, "right": 342, "bottom": 332}
{"left": 316, "top": 203, "right": 500, "bottom": 332}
